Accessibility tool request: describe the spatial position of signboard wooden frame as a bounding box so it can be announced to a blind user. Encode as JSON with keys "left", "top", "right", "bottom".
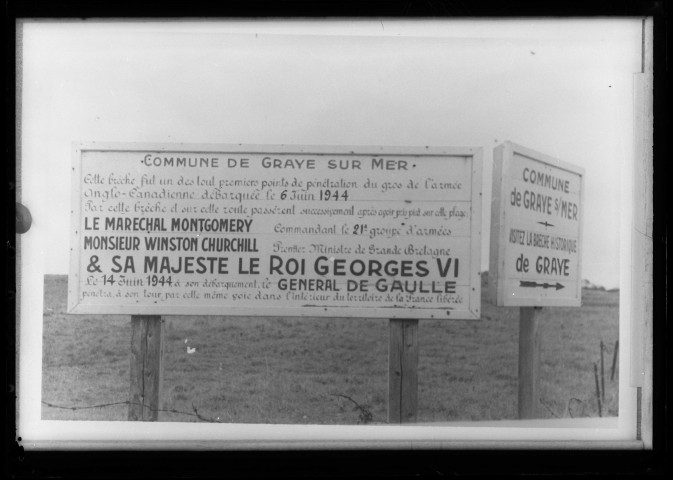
{"left": 68, "top": 143, "right": 482, "bottom": 319}
{"left": 489, "top": 141, "right": 584, "bottom": 307}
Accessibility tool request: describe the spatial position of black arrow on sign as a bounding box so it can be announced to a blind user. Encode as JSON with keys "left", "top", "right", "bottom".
{"left": 537, "top": 221, "right": 555, "bottom": 228}
{"left": 520, "top": 280, "right": 565, "bottom": 290}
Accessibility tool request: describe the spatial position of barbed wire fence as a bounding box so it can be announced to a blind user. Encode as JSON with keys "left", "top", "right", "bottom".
{"left": 41, "top": 400, "right": 221, "bottom": 422}
{"left": 43, "top": 336, "right": 619, "bottom": 424}
{"left": 42, "top": 392, "right": 382, "bottom": 424}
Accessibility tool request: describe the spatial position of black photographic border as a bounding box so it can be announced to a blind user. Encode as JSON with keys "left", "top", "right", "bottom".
{"left": 6, "top": 0, "right": 668, "bottom": 477}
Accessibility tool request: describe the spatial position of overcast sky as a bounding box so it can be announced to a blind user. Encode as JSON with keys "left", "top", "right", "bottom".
{"left": 20, "top": 19, "right": 643, "bottom": 289}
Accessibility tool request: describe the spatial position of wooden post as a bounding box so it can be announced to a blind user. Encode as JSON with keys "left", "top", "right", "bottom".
{"left": 388, "top": 319, "right": 419, "bottom": 424}
{"left": 593, "top": 363, "right": 603, "bottom": 417}
{"left": 518, "top": 307, "right": 540, "bottom": 419}
{"left": 610, "top": 340, "right": 619, "bottom": 381}
{"left": 129, "top": 315, "right": 164, "bottom": 421}
{"left": 600, "top": 340, "right": 605, "bottom": 403}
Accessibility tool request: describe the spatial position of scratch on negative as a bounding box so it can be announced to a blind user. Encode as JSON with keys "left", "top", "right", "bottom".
{"left": 398, "top": 324, "right": 405, "bottom": 422}
{"left": 634, "top": 227, "right": 653, "bottom": 239}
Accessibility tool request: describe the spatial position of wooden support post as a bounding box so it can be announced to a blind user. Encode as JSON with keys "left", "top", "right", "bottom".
{"left": 518, "top": 307, "right": 540, "bottom": 419}
{"left": 388, "top": 319, "right": 419, "bottom": 424}
{"left": 129, "top": 315, "right": 164, "bottom": 421}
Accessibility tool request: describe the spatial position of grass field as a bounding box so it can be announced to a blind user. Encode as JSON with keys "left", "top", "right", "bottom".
{"left": 41, "top": 274, "right": 619, "bottom": 424}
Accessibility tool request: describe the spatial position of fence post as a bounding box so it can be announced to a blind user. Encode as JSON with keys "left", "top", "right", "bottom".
{"left": 518, "top": 307, "right": 540, "bottom": 419}
{"left": 388, "top": 319, "right": 419, "bottom": 424}
{"left": 610, "top": 340, "right": 619, "bottom": 381}
{"left": 129, "top": 315, "right": 164, "bottom": 421}
{"left": 600, "top": 340, "right": 605, "bottom": 403}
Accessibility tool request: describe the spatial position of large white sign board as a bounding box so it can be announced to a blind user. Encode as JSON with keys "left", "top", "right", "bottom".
{"left": 489, "top": 142, "right": 584, "bottom": 307}
{"left": 69, "top": 143, "right": 482, "bottom": 319}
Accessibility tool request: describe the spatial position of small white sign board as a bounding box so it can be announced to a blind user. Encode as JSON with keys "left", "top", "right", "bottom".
{"left": 68, "top": 143, "right": 482, "bottom": 319}
{"left": 489, "top": 142, "right": 584, "bottom": 307}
